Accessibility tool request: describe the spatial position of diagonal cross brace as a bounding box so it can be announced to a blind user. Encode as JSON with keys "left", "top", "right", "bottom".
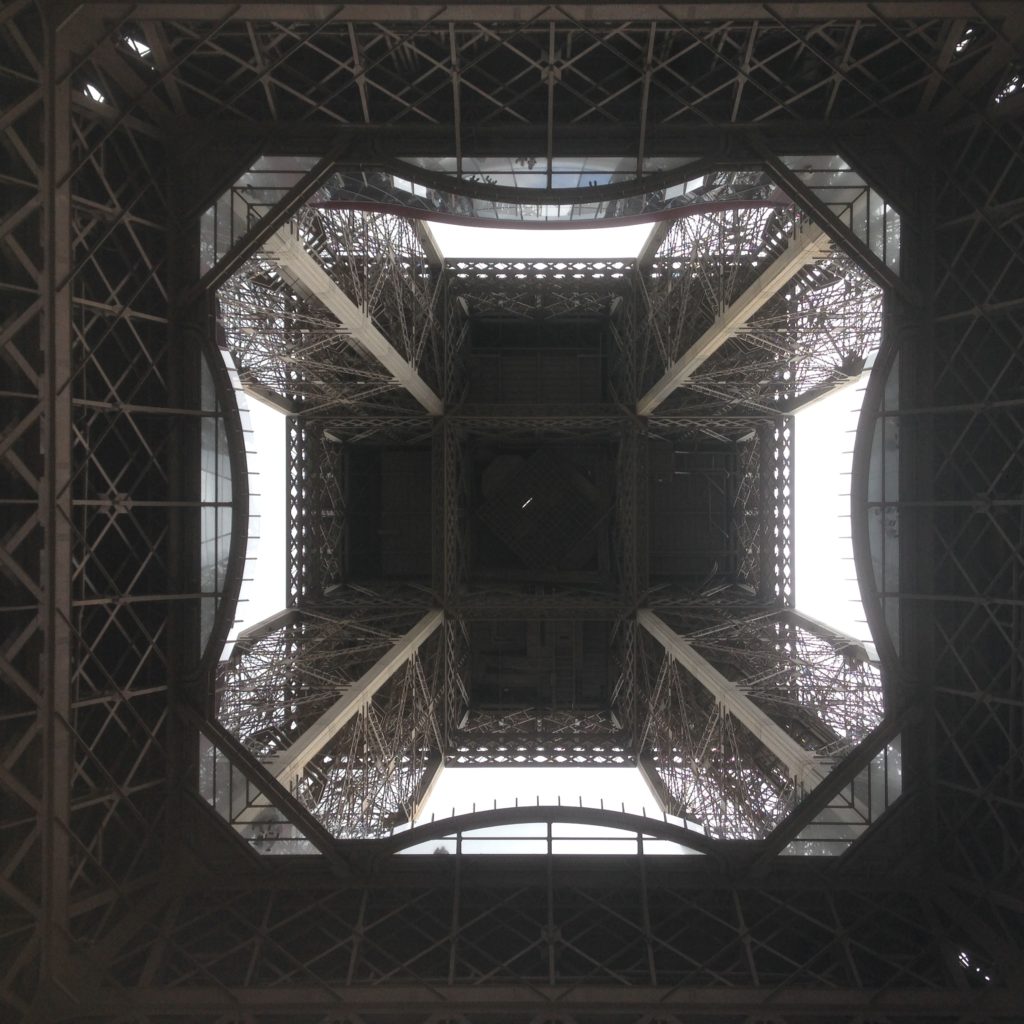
{"left": 638, "top": 609, "right": 828, "bottom": 792}
{"left": 637, "top": 222, "right": 831, "bottom": 415}
{"left": 262, "top": 224, "right": 444, "bottom": 415}
{"left": 267, "top": 609, "right": 444, "bottom": 791}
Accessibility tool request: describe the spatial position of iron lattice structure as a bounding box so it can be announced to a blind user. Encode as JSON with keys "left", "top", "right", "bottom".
{"left": 218, "top": 208, "right": 439, "bottom": 414}
{"left": 2, "top": 3, "right": 1023, "bottom": 1022}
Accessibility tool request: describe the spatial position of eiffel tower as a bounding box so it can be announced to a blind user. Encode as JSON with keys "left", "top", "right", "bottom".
{"left": 2, "top": 4, "right": 1022, "bottom": 1020}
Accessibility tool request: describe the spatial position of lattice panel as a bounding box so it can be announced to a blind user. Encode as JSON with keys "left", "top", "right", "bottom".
{"left": 88, "top": 864, "right": 987, "bottom": 1013}
{"left": 93, "top": 13, "right": 1018, "bottom": 129}
{"left": 0, "top": 4, "right": 50, "bottom": 1015}
{"left": 926, "top": 105, "right": 1024, "bottom": 897}
{"left": 8, "top": 3, "right": 1024, "bottom": 1020}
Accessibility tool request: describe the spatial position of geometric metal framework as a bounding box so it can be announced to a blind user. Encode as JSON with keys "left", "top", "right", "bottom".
{"left": 219, "top": 193, "right": 882, "bottom": 843}
{"left": 3, "top": 2, "right": 1023, "bottom": 1020}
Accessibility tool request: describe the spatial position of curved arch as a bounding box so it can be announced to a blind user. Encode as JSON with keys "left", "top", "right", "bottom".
{"left": 310, "top": 197, "right": 791, "bottom": 233}
{"left": 386, "top": 156, "right": 732, "bottom": 205}
{"left": 850, "top": 319, "right": 901, "bottom": 680}
{"left": 381, "top": 804, "right": 717, "bottom": 855}
{"left": 313, "top": 158, "right": 787, "bottom": 230}
{"left": 197, "top": 321, "right": 252, "bottom": 678}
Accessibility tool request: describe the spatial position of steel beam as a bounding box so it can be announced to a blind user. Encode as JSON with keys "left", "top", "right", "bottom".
{"left": 119, "top": 3, "right": 1024, "bottom": 21}
{"left": 261, "top": 224, "right": 443, "bottom": 415}
{"left": 637, "top": 222, "right": 830, "bottom": 415}
{"left": 71, "top": 981, "right": 1024, "bottom": 1016}
{"left": 783, "top": 608, "right": 877, "bottom": 663}
{"left": 638, "top": 610, "right": 827, "bottom": 791}
{"left": 234, "top": 608, "right": 298, "bottom": 648}
{"left": 412, "top": 218, "right": 443, "bottom": 270}
{"left": 404, "top": 755, "right": 444, "bottom": 825}
{"left": 267, "top": 609, "right": 443, "bottom": 790}
{"left": 638, "top": 755, "right": 673, "bottom": 813}
{"left": 778, "top": 368, "right": 865, "bottom": 413}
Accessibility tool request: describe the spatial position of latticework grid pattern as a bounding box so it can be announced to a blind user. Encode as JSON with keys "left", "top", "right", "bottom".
{"left": 3, "top": 3, "right": 1023, "bottom": 1020}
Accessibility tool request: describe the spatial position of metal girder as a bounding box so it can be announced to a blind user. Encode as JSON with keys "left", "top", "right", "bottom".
{"left": 11, "top": 0, "right": 1024, "bottom": 1017}
{"left": 68, "top": 982, "right": 1024, "bottom": 1017}
{"left": 637, "top": 222, "right": 831, "bottom": 414}
{"left": 114, "top": 3, "right": 1024, "bottom": 20}
{"left": 261, "top": 224, "right": 443, "bottom": 415}
{"left": 400, "top": 755, "right": 444, "bottom": 825}
{"left": 783, "top": 608, "right": 877, "bottom": 663}
{"left": 638, "top": 610, "right": 827, "bottom": 791}
{"left": 266, "top": 609, "right": 443, "bottom": 790}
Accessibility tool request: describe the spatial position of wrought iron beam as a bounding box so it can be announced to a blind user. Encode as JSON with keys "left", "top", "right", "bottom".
{"left": 637, "top": 222, "right": 830, "bottom": 414}
{"left": 261, "top": 224, "right": 443, "bottom": 414}
{"left": 266, "top": 609, "right": 444, "bottom": 789}
{"left": 67, "top": 981, "right": 1024, "bottom": 1017}
{"left": 638, "top": 610, "right": 828, "bottom": 791}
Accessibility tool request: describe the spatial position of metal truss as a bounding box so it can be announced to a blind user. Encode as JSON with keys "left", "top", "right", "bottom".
{"left": 638, "top": 648, "right": 798, "bottom": 838}
{"left": 298, "top": 205, "right": 443, "bottom": 394}
{"left": 61, "top": 5, "right": 1021, "bottom": 142}
{"left": 298, "top": 650, "right": 446, "bottom": 837}
{"left": 452, "top": 708, "right": 630, "bottom": 767}
{"left": 219, "top": 208, "right": 442, "bottom": 416}
{"left": 67, "top": 856, "right": 1022, "bottom": 1020}
{"left": 768, "top": 417, "right": 795, "bottom": 605}
{"left": 685, "top": 249, "right": 884, "bottom": 413}
{"left": 440, "top": 417, "right": 465, "bottom": 600}
{"left": 638, "top": 204, "right": 883, "bottom": 419}
{"left": 216, "top": 604, "right": 449, "bottom": 836}
{"left": 438, "top": 262, "right": 471, "bottom": 405}
{"left": 628, "top": 607, "right": 884, "bottom": 838}
{"left": 638, "top": 204, "right": 792, "bottom": 399}
{"left": 615, "top": 423, "right": 643, "bottom": 604}
{"left": 445, "top": 258, "right": 634, "bottom": 319}
{"left": 906, "top": 67, "right": 1024, "bottom": 907}
{"left": 7, "top": 1, "right": 1024, "bottom": 1019}
{"left": 281, "top": 420, "right": 345, "bottom": 603}
{"left": 733, "top": 428, "right": 764, "bottom": 592}
{"left": 218, "top": 256, "right": 401, "bottom": 413}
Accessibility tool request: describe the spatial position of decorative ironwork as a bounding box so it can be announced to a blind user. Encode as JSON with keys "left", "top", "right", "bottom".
{"left": 452, "top": 708, "right": 630, "bottom": 767}
{"left": 219, "top": 260, "right": 400, "bottom": 412}
{"left": 625, "top": 606, "right": 885, "bottom": 839}
{"left": 7, "top": 3, "right": 1024, "bottom": 1020}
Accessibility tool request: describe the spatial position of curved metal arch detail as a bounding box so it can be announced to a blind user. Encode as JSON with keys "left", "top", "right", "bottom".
{"left": 380, "top": 803, "right": 717, "bottom": 856}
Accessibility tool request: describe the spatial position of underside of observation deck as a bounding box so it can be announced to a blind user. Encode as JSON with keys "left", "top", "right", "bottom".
{"left": 2, "top": 3, "right": 1023, "bottom": 1021}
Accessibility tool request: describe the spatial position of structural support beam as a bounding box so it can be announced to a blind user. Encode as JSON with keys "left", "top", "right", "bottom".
{"left": 638, "top": 610, "right": 827, "bottom": 792}
{"left": 778, "top": 365, "right": 865, "bottom": 413}
{"left": 234, "top": 607, "right": 299, "bottom": 648}
{"left": 242, "top": 380, "right": 300, "bottom": 415}
{"left": 412, "top": 218, "right": 443, "bottom": 270}
{"left": 783, "top": 608, "right": 878, "bottom": 664}
{"left": 262, "top": 224, "right": 444, "bottom": 415}
{"left": 267, "top": 609, "right": 443, "bottom": 790}
{"left": 638, "top": 754, "right": 672, "bottom": 814}
{"left": 402, "top": 755, "right": 444, "bottom": 825}
{"left": 637, "top": 222, "right": 830, "bottom": 415}
{"left": 637, "top": 219, "right": 674, "bottom": 267}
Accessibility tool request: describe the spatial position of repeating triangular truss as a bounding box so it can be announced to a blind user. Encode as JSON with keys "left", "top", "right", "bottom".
{"left": 3, "top": 2, "right": 1023, "bottom": 1020}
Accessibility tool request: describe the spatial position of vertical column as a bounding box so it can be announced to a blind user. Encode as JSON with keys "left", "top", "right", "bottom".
{"left": 40, "top": 8, "right": 73, "bottom": 993}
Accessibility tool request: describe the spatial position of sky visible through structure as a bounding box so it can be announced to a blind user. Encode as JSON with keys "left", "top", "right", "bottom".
{"left": 230, "top": 219, "right": 873, "bottom": 828}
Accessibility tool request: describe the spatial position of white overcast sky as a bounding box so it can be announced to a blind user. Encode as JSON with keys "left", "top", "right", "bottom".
{"left": 228, "top": 219, "right": 872, "bottom": 831}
